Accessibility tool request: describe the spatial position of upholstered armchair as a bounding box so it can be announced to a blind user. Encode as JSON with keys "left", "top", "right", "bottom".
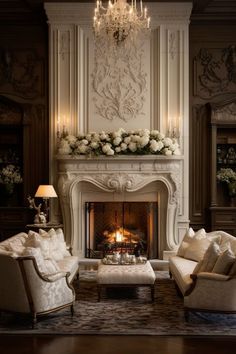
{"left": 0, "top": 254, "right": 75, "bottom": 326}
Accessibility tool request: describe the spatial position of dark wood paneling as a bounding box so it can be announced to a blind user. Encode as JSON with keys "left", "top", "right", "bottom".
{"left": 0, "top": 20, "right": 48, "bottom": 239}
{"left": 189, "top": 24, "right": 236, "bottom": 231}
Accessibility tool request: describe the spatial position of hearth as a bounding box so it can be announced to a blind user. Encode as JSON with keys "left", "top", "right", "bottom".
{"left": 85, "top": 202, "right": 158, "bottom": 259}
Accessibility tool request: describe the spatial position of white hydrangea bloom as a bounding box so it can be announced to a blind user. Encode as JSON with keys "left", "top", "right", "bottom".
{"left": 58, "top": 139, "right": 72, "bottom": 154}
{"left": 128, "top": 142, "right": 137, "bottom": 152}
{"left": 106, "top": 148, "right": 114, "bottom": 155}
{"left": 90, "top": 142, "right": 99, "bottom": 149}
{"left": 150, "top": 140, "right": 164, "bottom": 152}
{"left": 102, "top": 143, "right": 111, "bottom": 154}
{"left": 115, "top": 147, "right": 121, "bottom": 153}
{"left": 65, "top": 135, "right": 77, "bottom": 144}
{"left": 139, "top": 136, "right": 149, "bottom": 148}
{"left": 163, "top": 137, "right": 173, "bottom": 147}
{"left": 150, "top": 140, "right": 159, "bottom": 152}
{"left": 77, "top": 145, "right": 89, "bottom": 154}
{"left": 157, "top": 133, "right": 165, "bottom": 140}
{"left": 150, "top": 130, "right": 159, "bottom": 137}
{"left": 85, "top": 134, "right": 92, "bottom": 142}
{"left": 163, "top": 148, "right": 172, "bottom": 156}
{"left": 124, "top": 136, "right": 131, "bottom": 144}
{"left": 131, "top": 135, "right": 141, "bottom": 143}
{"left": 81, "top": 139, "right": 89, "bottom": 145}
{"left": 113, "top": 137, "right": 122, "bottom": 146}
{"left": 120, "top": 143, "right": 127, "bottom": 151}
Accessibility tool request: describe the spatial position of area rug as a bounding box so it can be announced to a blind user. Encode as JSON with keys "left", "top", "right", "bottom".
{"left": 1, "top": 270, "right": 236, "bottom": 335}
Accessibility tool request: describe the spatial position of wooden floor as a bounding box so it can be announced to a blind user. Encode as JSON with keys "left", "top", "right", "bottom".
{"left": 0, "top": 335, "right": 236, "bottom": 354}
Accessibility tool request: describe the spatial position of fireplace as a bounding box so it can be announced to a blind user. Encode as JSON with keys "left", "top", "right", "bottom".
{"left": 85, "top": 201, "right": 158, "bottom": 259}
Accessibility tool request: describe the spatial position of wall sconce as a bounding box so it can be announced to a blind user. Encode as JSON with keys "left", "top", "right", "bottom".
{"left": 168, "top": 116, "right": 180, "bottom": 139}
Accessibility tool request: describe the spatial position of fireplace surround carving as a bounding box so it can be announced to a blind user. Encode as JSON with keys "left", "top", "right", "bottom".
{"left": 57, "top": 155, "right": 183, "bottom": 259}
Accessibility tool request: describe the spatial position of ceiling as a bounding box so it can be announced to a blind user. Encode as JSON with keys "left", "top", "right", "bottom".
{"left": 0, "top": 0, "right": 236, "bottom": 23}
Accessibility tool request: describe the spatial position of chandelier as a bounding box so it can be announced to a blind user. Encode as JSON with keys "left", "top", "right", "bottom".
{"left": 93, "top": 0, "right": 150, "bottom": 45}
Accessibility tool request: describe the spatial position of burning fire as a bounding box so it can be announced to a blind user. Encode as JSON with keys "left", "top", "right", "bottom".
{"left": 115, "top": 230, "right": 123, "bottom": 242}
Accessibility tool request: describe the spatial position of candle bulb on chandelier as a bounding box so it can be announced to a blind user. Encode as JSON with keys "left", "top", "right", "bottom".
{"left": 140, "top": 0, "right": 143, "bottom": 14}
{"left": 57, "top": 116, "right": 61, "bottom": 137}
{"left": 144, "top": 7, "right": 147, "bottom": 18}
{"left": 147, "top": 16, "right": 150, "bottom": 28}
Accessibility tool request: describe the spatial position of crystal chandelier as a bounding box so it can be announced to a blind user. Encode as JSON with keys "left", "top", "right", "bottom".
{"left": 93, "top": 0, "right": 150, "bottom": 45}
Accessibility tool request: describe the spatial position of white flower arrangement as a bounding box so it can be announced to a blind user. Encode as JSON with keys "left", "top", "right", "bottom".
{"left": 0, "top": 164, "right": 23, "bottom": 185}
{"left": 58, "top": 128, "right": 181, "bottom": 157}
{"left": 216, "top": 168, "right": 236, "bottom": 184}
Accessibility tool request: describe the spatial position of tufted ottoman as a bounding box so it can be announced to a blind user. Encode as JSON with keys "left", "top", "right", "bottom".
{"left": 96, "top": 260, "right": 156, "bottom": 301}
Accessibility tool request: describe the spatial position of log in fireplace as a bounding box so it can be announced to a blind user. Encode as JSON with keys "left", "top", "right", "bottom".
{"left": 85, "top": 201, "right": 158, "bottom": 259}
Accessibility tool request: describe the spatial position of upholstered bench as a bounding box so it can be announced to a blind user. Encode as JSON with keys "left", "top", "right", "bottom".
{"left": 96, "top": 260, "right": 156, "bottom": 301}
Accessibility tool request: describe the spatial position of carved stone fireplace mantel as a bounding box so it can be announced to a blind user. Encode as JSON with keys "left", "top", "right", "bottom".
{"left": 57, "top": 155, "right": 185, "bottom": 259}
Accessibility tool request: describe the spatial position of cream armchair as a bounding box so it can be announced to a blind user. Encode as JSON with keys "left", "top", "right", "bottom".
{"left": 184, "top": 272, "right": 236, "bottom": 317}
{"left": 0, "top": 254, "right": 75, "bottom": 326}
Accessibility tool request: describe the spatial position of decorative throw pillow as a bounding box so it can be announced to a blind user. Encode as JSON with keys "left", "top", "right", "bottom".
{"left": 5, "top": 242, "right": 25, "bottom": 256}
{"left": 193, "top": 228, "right": 207, "bottom": 240}
{"left": 22, "top": 247, "right": 60, "bottom": 275}
{"left": 25, "top": 230, "right": 51, "bottom": 259}
{"left": 55, "top": 229, "right": 71, "bottom": 257}
{"left": 177, "top": 227, "right": 195, "bottom": 257}
{"left": 212, "top": 249, "right": 236, "bottom": 275}
{"left": 22, "top": 247, "right": 48, "bottom": 274}
{"left": 39, "top": 228, "right": 65, "bottom": 261}
{"left": 196, "top": 241, "right": 221, "bottom": 273}
{"left": 184, "top": 237, "right": 211, "bottom": 262}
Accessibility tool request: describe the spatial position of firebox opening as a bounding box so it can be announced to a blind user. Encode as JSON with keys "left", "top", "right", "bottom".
{"left": 85, "top": 201, "right": 158, "bottom": 259}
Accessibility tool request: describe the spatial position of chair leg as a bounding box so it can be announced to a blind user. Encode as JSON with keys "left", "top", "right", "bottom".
{"left": 151, "top": 285, "right": 155, "bottom": 302}
{"left": 184, "top": 309, "right": 189, "bottom": 322}
{"left": 98, "top": 285, "right": 101, "bottom": 302}
{"left": 70, "top": 304, "right": 74, "bottom": 316}
{"left": 32, "top": 313, "right": 37, "bottom": 329}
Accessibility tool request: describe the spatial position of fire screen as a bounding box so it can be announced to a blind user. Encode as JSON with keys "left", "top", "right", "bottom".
{"left": 85, "top": 201, "right": 158, "bottom": 259}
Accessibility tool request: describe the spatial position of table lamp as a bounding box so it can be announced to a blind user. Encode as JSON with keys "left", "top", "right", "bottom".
{"left": 35, "top": 185, "right": 58, "bottom": 223}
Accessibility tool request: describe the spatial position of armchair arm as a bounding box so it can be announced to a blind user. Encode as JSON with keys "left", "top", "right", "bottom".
{"left": 190, "top": 272, "right": 232, "bottom": 282}
{"left": 42, "top": 271, "right": 69, "bottom": 282}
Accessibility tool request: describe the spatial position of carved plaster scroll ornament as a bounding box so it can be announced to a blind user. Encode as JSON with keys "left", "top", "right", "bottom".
{"left": 195, "top": 46, "right": 236, "bottom": 99}
{"left": 92, "top": 37, "right": 147, "bottom": 122}
{"left": 212, "top": 102, "right": 236, "bottom": 122}
{"left": 169, "top": 31, "right": 177, "bottom": 60}
{"left": 59, "top": 31, "right": 70, "bottom": 61}
{"left": 170, "top": 172, "right": 180, "bottom": 204}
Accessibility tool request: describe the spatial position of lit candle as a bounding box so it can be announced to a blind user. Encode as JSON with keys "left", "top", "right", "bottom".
{"left": 147, "top": 17, "right": 150, "bottom": 28}
{"left": 140, "top": 0, "right": 143, "bottom": 14}
{"left": 96, "top": 0, "right": 99, "bottom": 9}
{"left": 57, "top": 116, "right": 61, "bottom": 136}
{"left": 144, "top": 7, "right": 147, "bottom": 18}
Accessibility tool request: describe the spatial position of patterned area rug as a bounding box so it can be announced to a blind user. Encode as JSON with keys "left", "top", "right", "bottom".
{"left": 1, "top": 270, "right": 236, "bottom": 335}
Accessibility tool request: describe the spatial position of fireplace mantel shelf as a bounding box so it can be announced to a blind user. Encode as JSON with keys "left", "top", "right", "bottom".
{"left": 56, "top": 154, "right": 183, "bottom": 161}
